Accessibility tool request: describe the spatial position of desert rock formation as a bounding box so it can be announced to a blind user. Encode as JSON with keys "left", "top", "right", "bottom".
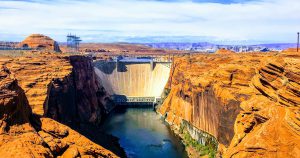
{"left": 20, "top": 34, "right": 61, "bottom": 52}
{"left": 158, "top": 52, "right": 300, "bottom": 157}
{"left": 0, "top": 55, "right": 72, "bottom": 115}
{"left": 0, "top": 55, "right": 114, "bottom": 126}
{"left": 45, "top": 56, "right": 115, "bottom": 125}
{"left": 0, "top": 66, "right": 118, "bottom": 158}
{"left": 215, "top": 48, "right": 235, "bottom": 54}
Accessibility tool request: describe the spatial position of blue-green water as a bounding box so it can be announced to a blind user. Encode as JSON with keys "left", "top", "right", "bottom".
{"left": 101, "top": 108, "right": 187, "bottom": 158}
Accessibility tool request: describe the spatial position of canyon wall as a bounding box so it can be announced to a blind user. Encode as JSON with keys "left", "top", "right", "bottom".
{"left": 45, "top": 56, "right": 115, "bottom": 126}
{"left": 0, "top": 66, "right": 118, "bottom": 158}
{"left": 158, "top": 52, "right": 300, "bottom": 157}
{"left": 0, "top": 54, "right": 122, "bottom": 157}
{"left": 94, "top": 62, "right": 170, "bottom": 97}
{"left": 1, "top": 55, "right": 114, "bottom": 126}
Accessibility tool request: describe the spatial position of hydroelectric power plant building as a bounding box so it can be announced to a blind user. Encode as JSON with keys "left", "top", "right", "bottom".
{"left": 94, "top": 56, "right": 172, "bottom": 106}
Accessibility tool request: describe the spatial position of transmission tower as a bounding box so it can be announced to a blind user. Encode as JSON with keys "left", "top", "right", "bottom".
{"left": 67, "top": 34, "right": 82, "bottom": 53}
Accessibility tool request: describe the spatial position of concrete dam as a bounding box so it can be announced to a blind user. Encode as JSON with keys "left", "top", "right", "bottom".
{"left": 94, "top": 57, "right": 172, "bottom": 105}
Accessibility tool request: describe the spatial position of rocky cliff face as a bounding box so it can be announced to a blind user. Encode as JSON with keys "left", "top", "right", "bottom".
{"left": 0, "top": 66, "right": 118, "bottom": 158}
{"left": 0, "top": 55, "right": 114, "bottom": 126}
{"left": 158, "top": 52, "right": 300, "bottom": 157}
{"left": 0, "top": 66, "right": 32, "bottom": 132}
{"left": 0, "top": 54, "right": 122, "bottom": 157}
{"left": 45, "top": 56, "right": 115, "bottom": 126}
{"left": 1, "top": 55, "right": 73, "bottom": 115}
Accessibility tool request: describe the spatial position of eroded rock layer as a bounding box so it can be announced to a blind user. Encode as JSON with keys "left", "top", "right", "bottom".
{"left": 0, "top": 55, "right": 72, "bottom": 115}
{"left": 0, "top": 55, "right": 114, "bottom": 126}
{"left": 158, "top": 52, "right": 300, "bottom": 157}
{"left": 0, "top": 66, "right": 118, "bottom": 158}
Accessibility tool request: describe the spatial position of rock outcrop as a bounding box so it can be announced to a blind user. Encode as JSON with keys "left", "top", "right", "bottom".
{"left": 0, "top": 66, "right": 118, "bottom": 158}
{"left": 215, "top": 48, "right": 235, "bottom": 55}
{"left": 158, "top": 52, "right": 300, "bottom": 157}
{"left": 225, "top": 55, "right": 300, "bottom": 157}
{"left": 20, "top": 34, "right": 61, "bottom": 52}
{"left": 0, "top": 66, "right": 32, "bottom": 133}
{"left": 0, "top": 55, "right": 114, "bottom": 126}
{"left": 0, "top": 55, "right": 72, "bottom": 115}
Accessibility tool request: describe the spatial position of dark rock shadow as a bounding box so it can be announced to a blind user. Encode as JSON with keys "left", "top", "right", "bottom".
{"left": 69, "top": 123, "right": 127, "bottom": 158}
{"left": 94, "top": 61, "right": 117, "bottom": 74}
{"left": 117, "top": 62, "right": 128, "bottom": 72}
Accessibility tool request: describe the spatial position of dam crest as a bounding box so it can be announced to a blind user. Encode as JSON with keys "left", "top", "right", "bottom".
{"left": 94, "top": 57, "right": 172, "bottom": 105}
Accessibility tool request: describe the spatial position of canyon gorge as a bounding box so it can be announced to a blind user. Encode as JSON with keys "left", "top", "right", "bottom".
{"left": 0, "top": 46, "right": 299, "bottom": 158}
{"left": 0, "top": 0, "right": 298, "bottom": 156}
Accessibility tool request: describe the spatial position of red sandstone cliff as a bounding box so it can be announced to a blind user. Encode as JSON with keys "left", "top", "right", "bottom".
{"left": 0, "top": 54, "right": 123, "bottom": 157}
{"left": 0, "top": 55, "right": 114, "bottom": 126}
{"left": 44, "top": 56, "right": 115, "bottom": 126}
{"left": 0, "top": 66, "right": 118, "bottom": 158}
{"left": 158, "top": 52, "right": 300, "bottom": 157}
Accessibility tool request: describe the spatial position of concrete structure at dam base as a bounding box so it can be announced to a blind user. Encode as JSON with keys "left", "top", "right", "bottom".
{"left": 112, "top": 95, "right": 163, "bottom": 107}
{"left": 94, "top": 56, "right": 171, "bottom": 106}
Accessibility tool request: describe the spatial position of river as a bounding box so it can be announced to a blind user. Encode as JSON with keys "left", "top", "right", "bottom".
{"left": 101, "top": 107, "right": 187, "bottom": 158}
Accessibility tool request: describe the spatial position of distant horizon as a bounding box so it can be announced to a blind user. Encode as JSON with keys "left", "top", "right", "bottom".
{"left": 1, "top": 34, "right": 298, "bottom": 46}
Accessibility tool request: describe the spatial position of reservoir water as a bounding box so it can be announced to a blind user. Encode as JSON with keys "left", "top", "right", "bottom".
{"left": 101, "top": 108, "right": 187, "bottom": 158}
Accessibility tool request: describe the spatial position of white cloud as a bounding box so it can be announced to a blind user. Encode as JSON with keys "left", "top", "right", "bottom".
{"left": 0, "top": 0, "right": 299, "bottom": 43}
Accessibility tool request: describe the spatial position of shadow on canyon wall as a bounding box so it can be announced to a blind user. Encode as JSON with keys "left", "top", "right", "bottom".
{"left": 43, "top": 56, "right": 127, "bottom": 157}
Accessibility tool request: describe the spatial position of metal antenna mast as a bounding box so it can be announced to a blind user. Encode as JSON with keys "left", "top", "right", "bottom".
{"left": 297, "top": 32, "right": 299, "bottom": 52}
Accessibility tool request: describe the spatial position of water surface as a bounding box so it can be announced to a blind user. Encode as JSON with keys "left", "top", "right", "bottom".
{"left": 101, "top": 108, "right": 187, "bottom": 158}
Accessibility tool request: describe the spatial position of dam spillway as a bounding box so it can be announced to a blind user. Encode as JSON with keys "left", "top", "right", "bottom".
{"left": 94, "top": 57, "right": 172, "bottom": 105}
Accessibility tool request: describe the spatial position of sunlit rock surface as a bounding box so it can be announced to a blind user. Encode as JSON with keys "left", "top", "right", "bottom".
{"left": 0, "top": 55, "right": 114, "bottom": 125}
{"left": 158, "top": 52, "right": 300, "bottom": 157}
{"left": 215, "top": 48, "right": 235, "bottom": 55}
{"left": 19, "top": 34, "right": 61, "bottom": 52}
{"left": 0, "top": 66, "right": 118, "bottom": 158}
{"left": 0, "top": 55, "right": 72, "bottom": 115}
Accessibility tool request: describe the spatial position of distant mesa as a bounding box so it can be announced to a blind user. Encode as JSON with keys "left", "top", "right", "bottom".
{"left": 215, "top": 48, "right": 235, "bottom": 54}
{"left": 19, "top": 34, "right": 61, "bottom": 52}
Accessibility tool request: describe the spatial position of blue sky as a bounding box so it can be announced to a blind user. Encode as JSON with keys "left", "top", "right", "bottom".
{"left": 0, "top": 0, "right": 299, "bottom": 44}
